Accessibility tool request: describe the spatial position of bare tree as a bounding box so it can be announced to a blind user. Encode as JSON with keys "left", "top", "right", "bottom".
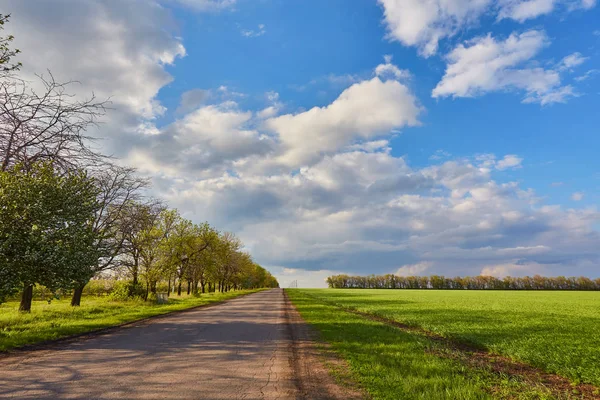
{"left": 0, "top": 74, "right": 109, "bottom": 172}
{"left": 71, "top": 165, "right": 149, "bottom": 306}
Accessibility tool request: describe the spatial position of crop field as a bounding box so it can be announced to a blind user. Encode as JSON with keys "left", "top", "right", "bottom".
{"left": 286, "top": 289, "right": 600, "bottom": 400}
{"left": 0, "top": 289, "right": 262, "bottom": 352}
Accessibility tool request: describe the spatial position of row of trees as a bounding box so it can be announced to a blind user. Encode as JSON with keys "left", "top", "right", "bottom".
{"left": 326, "top": 274, "right": 600, "bottom": 290}
{"left": 0, "top": 14, "right": 278, "bottom": 311}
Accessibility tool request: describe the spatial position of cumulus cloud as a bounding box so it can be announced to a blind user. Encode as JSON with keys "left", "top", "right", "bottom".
{"left": 378, "top": 0, "right": 596, "bottom": 56}
{"left": 6, "top": 1, "right": 185, "bottom": 119}
{"left": 126, "top": 101, "right": 274, "bottom": 178}
{"left": 377, "top": 0, "right": 491, "bottom": 57}
{"left": 433, "top": 31, "right": 578, "bottom": 105}
{"left": 265, "top": 71, "right": 421, "bottom": 167}
{"left": 8, "top": 1, "right": 599, "bottom": 283}
{"left": 177, "top": 89, "right": 209, "bottom": 114}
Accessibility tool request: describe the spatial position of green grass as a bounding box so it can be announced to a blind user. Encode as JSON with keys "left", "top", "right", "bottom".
{"left": 286, "top": 289, "right": 570, "bottom": 400}
{"left": 289, "top": 289, "right": 600, "bottom": 388}
{"left": 0, "top": 289, "right": 263, "bottom": 352}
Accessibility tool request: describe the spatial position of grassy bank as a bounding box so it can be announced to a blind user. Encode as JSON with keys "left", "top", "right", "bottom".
{"left": 0, "top": 289, "right": 263, "bottom": 352}
{"left": 287, "top": 289, "right": 600, "bottom": 399}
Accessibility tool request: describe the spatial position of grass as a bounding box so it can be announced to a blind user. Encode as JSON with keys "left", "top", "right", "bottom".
{"left": 0, "top": 289, "right": 263, "bottom": 352}
{"left": 287, "top": 289, "right": 600, "bottom": 400}
{"left": 287, "top": 290, "right": 564, "bottom": 400}
{"left": 290, "top": 289, "right": 600, "bottom": 387}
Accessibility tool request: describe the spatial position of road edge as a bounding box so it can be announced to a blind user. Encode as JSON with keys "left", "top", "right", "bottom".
{"left": 283, "top": 290, "right": 367, "bottom": 400}
{"left": 0, "top": 289, "right": 269, "bottom": 359}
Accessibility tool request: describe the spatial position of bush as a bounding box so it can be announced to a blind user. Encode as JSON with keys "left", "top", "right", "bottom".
{"left": 108, "top": 281, "right": 145, "bottom": 301}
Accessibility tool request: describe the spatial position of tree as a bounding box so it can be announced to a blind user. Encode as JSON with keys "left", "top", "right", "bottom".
{"left": 184, "top": 223, "right": 218, "bottom": 295}
{"left": 0, "top": 162, "right": 100, "bottom": 311}
{"left": 119, "top": 200, "right": 165, "bottom": 291}
{"left": 0, "top": 73, "right": 108, "bottom": 173}
{"left": 70, "top": 165, "right": 148, "bottom": 306}
{"left": 0, "top": 14, "right": 21, "bottom": 75}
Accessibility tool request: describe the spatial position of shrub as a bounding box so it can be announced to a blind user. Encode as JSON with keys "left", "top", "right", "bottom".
{"left": 108, "top": 281, "right": 145, "bottom": 301}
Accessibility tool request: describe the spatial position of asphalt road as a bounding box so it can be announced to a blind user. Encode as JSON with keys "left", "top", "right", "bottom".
{"left": 0, "top": 289, "right": 342, "bottom": 400}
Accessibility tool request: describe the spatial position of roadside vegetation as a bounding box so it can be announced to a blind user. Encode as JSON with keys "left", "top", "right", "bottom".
{"left": 0, "top": 12, "right": 278, "bottom": 327}
{"left": 0, "top": 289, "right": 262, "bottom": 352}
{"left": 288, "top": 289, "right": 600, "bottom": 399}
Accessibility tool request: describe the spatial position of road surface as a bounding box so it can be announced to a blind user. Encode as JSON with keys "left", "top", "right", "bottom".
{"left": 0, "top": 289, "right": 361, "bottom": 400}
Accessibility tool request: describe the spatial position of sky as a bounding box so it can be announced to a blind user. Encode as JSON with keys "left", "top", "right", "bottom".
{"left": 4, "top": 0, "right": 600, "bottom": 287}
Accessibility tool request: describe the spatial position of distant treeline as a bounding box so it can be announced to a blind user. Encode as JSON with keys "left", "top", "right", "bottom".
{"left": 326, "top": 274, "right": 600, "bottom": 290}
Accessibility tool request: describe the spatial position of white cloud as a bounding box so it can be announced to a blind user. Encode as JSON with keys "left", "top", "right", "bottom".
{"left": 265, "top": 74, "right": 421, "bottom": 167}
{"left": 497, "top": 0, "right": 556, "bottom": 22}
{"left": 572, "top": 192, "right": 584, "bottom": 201}
{"left": 241, "top": 24, "right": 266, "bottom": 38}
{"left": 5, "top": 0, "right": 186, "bottom": 128}
{"left": 270, "top": 266, "right": 346, "bottom": 288}
{"left": 396, "top": 261, "right": 432, "bottom": 276}
{"left": 575, "top": 69, "right": 600, "bottom": 82}
{"left": 8, "top": 1, "right": 600, "bottom": 282}
{"left": 496, "top": 154, "right": 523, "bottom": 170}
{"left": 480, "top": 261, "right": 545, "bottom": 277}
{"left": 177, "top": 89, "right": 208, "bottom": 114}
{"left": 433, "top": 31, "right": 577, "bottom": 105}
{"left": 377, "top": 0, "right": 492, "bottom": 57}
{"left": 378, "top": 0, "right": 596, "bottom": 56}
{"left": 558, "top": 52, "right": 588, "bottom": 71}
{"left": 375, "top": 55, "right": 411, "bottom": 80}
{"left": 169, "top": 0, "right": 237, "bottom": 11}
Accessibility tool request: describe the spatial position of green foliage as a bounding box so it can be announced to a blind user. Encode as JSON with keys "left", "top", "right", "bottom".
{"left": 0, "top": 14, "right": 21, "bottom": 73}
{"left": 0, "top": 162, "right": 100, "bottom": 303}
{"left": 107, "top": 281, "right": 145, "bottom": 301}
{"left": 327, "top": 274, "right": 600, "bottom": 290}
{"left": 295, "top": 289, "right": 600, "bottom": 387}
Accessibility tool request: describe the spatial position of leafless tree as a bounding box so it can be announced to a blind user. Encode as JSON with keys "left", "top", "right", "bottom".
{"left": 0, "top": 73, "right": 109, "bottom": 172}
{"left": 71, "top": 165, "right": 149, "bottom": 306}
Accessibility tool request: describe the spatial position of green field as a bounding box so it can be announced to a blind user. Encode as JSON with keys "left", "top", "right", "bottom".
{"left": 0, "top": 290, "right": 262, "bottom": 352}
{"left": 287, "top": 289, "right": 600, "bottom": 399}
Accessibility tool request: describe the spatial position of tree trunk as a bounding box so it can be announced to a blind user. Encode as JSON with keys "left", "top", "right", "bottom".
{"left": 70, "top": 282, "right": 87, "bottom": 306}
{"left": 132, "top": 257, "right": 139, "bottom": 285}
{"left": 150, "top": 281, "right": 157, "bottom": 294}
{"left": 177, "top": 280, "right": 182, "bottom": 296}
{"left": 193, "top": 280, "right": 199, "bottom": 295}
{"left": 186, "top": 280, "right": 191, "bottom": 295}
{"left": 201, "top": 280, "right": 206, "bottom": 294}
{"left": 167, "top": 277, "right": 171, "bottom": 297}
{"left": 19, "top": 284, "right": 34, "bottom": 312}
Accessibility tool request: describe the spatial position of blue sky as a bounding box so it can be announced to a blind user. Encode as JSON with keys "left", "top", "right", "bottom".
{"left": 5, "top": 0, "right": 600, "bottom": 287}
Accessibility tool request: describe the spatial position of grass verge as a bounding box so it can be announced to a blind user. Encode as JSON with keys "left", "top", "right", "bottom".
{"left": 287, "top": 289, "right": 596, "bottom": 400}
{"left": 0, "top": 289, "right": 263, "bottom": 352}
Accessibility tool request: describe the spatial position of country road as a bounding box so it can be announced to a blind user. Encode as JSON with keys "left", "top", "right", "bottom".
{"left": 0, "top": 289, "right": 361, "bottom": 400}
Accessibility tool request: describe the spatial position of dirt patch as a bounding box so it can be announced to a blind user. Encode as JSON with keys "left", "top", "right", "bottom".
{"left": 283, "top": 292, "right": 367, "bottom": 400}
{"left": 314, "top": 298, "right": 600, "bottom": 400}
